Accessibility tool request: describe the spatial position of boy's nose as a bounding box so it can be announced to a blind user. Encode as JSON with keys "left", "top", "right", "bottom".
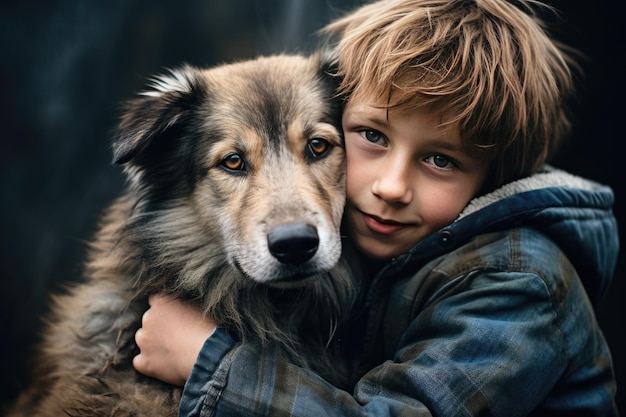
{"left": 371, "top": 158, "right": 413, "bottom": 204}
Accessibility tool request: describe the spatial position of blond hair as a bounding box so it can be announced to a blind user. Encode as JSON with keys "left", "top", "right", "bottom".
{"left": 324, "top": 0, "right": 577, "bottom": 190}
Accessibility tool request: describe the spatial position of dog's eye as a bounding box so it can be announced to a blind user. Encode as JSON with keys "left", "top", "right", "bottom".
{"left": 307, "top": 138, "right": 331, "bottom": 159}
{"left": 220, "top": 153, "right": 246, "bottom": 172}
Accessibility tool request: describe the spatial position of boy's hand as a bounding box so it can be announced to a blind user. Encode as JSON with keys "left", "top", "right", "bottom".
{"left": 133, "top": 294, "right": 216, "bottom": 387}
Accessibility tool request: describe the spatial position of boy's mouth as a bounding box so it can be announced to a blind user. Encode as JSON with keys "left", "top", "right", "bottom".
{"left": 361, "top": 212, "right": 406, "bottom": 235}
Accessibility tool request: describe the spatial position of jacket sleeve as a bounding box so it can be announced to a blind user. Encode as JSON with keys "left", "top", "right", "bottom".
{"left": 179, "top": 269, "right": 617, "bottom": 417}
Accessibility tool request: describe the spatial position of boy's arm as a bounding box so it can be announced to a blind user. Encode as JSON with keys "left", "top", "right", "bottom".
{"left": 178, "top": 269, "right": 617, "bottom": 417}
{"left": 180, "top": 328, "right": 396, "bottom": 417}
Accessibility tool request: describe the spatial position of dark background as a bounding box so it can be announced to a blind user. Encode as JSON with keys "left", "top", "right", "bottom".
{"left": 1, "top": 0, "right": 623, "bottom": 413}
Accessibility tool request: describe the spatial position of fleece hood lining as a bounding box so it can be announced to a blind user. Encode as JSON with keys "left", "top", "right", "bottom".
{"left": 458, "top": 166, "right": 603, "bottom": 220}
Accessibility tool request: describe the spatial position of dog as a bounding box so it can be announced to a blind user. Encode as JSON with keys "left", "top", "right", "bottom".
{"left": 7, "top": 53, "right": 358, "bottom": 417}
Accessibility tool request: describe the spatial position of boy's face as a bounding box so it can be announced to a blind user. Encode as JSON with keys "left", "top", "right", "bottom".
{"left": 342, "top": 100, "right": 490, "bottom": 259}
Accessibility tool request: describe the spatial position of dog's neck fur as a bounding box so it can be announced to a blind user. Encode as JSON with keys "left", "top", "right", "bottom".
{"left": 87, "top": 191, "right": 356, "bottom": 388}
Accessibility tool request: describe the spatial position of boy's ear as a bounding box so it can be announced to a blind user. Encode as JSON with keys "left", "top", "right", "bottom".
{"left": 112, "top": 66, "right": 204, "bottom": 165}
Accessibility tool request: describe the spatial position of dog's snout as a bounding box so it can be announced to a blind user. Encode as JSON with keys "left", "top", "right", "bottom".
{"left": 267, "top": 222, "right": 319, "bottom": 265}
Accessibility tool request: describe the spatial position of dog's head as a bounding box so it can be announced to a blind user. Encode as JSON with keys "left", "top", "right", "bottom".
{"left": 112, "top": 54, "right": 346, "bottom": 288}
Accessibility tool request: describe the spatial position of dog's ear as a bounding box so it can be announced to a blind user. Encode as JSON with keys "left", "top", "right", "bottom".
{"left": 112, "top": 65, "right": 205, "bottom": 165}
{"left": 313, "top": 50, "right": 345, "bottom": 136}
{"left": 318, "top": 48, "right": 339, "bottom": 75}
{"left": 316, "top": 48, "right": 341, "bottom": 86}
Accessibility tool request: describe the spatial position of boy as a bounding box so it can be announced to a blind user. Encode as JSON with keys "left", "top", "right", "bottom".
{"left": 133, "top": 0, "right": 619, "bottom": 415}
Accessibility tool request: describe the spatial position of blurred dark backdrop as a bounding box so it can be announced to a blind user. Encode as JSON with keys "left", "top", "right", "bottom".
{"left": 1, "top": 0, "right": 623, "bottom": 413}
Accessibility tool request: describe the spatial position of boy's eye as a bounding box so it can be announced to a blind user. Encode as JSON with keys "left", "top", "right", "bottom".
{"left": 426, "top": 154, "right": 455, "bottom": 169}
{"left": 362, "top": 129, "right": 384, "bottom": 144}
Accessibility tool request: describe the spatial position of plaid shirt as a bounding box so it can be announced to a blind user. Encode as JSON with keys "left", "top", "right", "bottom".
{"left": 180, "top": 167, "right": 619, "bottom": 417}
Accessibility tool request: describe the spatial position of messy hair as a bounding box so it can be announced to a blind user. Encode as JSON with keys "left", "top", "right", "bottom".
{"left": 323, "top": 0, "right": 578, "bottom": 190}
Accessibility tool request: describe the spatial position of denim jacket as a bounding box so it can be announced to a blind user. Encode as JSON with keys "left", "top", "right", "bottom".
{"left": 179, "top": 166, "right": 619, "bottom": 417}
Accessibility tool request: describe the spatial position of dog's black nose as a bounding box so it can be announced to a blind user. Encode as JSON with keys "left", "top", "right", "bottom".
{"left": 267, "top": 222, "right": 319, "bottom": 265}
